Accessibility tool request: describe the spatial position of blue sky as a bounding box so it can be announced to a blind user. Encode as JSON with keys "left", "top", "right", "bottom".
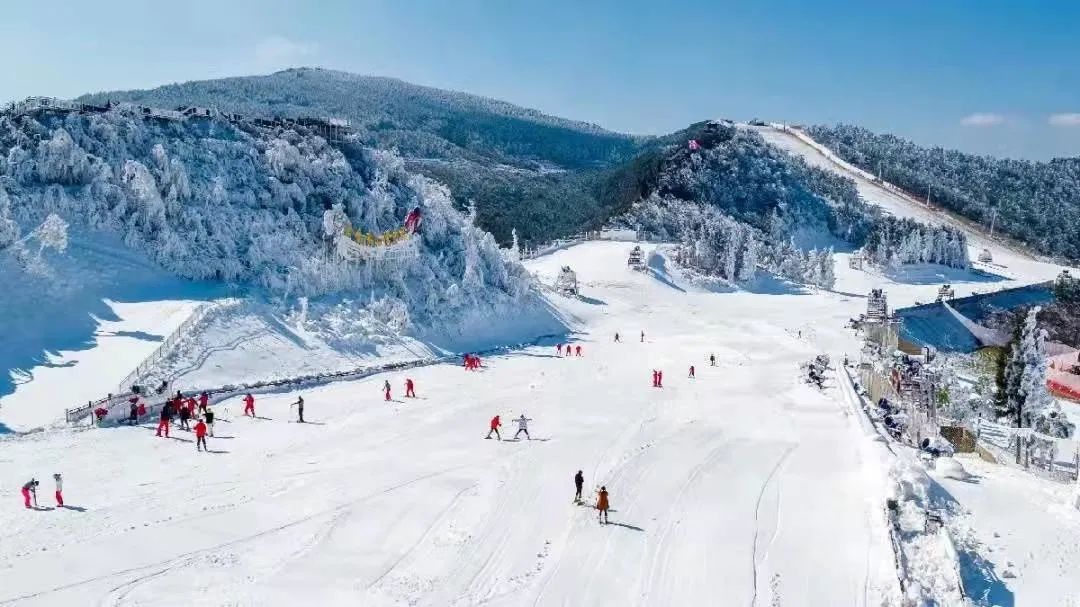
{"left": 3, "top": 0, "right": 1078, "bottom": 159}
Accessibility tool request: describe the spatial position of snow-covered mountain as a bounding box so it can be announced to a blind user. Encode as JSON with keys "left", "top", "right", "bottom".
{"left": 79, "top": 68, "right": 641, "bottom": 244}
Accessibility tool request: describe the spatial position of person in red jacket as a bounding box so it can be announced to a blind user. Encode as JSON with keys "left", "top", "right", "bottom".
{"left": 243, "top": 393, "right": 255, "bottom": 417}
{"left": 486, "top": 415, "right": 502, "bottom": 440}
{"left": 405, "top": 378, "right": 416, "bottom": 398}
{"left": 185, "top": 397, "right": 197, "bottom": 417}
{"left": 575, "top": 345, "right": 582, "bottom": 357}
{"left": 194, "top": 419, "right": 208, "bottom": 452}
{"left": 198, "top": 392, "right": 209, "bottom": 413}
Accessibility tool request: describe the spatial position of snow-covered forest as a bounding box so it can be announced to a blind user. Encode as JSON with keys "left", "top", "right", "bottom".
{"left": 78, "top": 68, "right": 641, "bottom": 244}
{"left": 807, "top": 124, "right": 1080, "bottom": 261}
{"left": 0, "top": 107, "right": 534, "bottom": 329}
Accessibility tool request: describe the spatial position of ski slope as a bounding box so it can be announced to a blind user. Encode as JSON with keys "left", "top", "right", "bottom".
{"left": 0, "top": 241, "right": 904, "bottom": 606}
{"left": 0, "top": 236, "right": 224, "bottom": 432}
{"left": 752, "top": 125, "right": 1073, "bottom": 284}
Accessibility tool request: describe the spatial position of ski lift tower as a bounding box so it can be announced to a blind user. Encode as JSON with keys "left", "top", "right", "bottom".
{"left": 866, "top": 289, "right": 889, "bottom": 322}
{"left": 555, "top": 266, "right": 578, "bottom": 296}
{"left": 849, "top": 249, "right": 866, "bottom": 270}
{"left": 627, "top": 245, "right": 646, "bottom": 271}
{"left": 935, "top": 284, "right": 956, "bottom": 302}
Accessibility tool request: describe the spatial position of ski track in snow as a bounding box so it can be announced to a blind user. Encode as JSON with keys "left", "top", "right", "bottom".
{"left": 751, "top": 444, "right": 796, "bottom": 607}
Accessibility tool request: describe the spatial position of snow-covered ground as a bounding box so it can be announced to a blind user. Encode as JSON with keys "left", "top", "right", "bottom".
{"left": 0, "top": 236, "right": 226, "bottom": 432}
{"left": 932, "top": 455, "right": 1080, "bottom": 606}
{"left": 1, "top": 240, "right": 907, "bottom": 606}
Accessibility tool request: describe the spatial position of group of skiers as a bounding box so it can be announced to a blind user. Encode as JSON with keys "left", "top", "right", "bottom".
{"left": 154, "top": 391, "right": 216, "bottom": 451}
{"left": 573, "top": 471, "right": 611, "bottom": 524}
{"left": 486, "top": 414, "right": 532, "bottom": 440}
{"left": 555, "top": 344, "right": 583, "bottom": 357}
{"left": 383, "top": 379, "right": 417, "bottom": 401}
{"left": 463, "top": 354, "right": 483, "bottom": 370}
{"left": 20, "top": 474, "right": 63, "bottom": 509}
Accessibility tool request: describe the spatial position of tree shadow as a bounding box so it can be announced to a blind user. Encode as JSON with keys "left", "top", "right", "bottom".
{"left": 884, "top": 264, "right": 1008, "bottom": 285}
{"left": 575, "top": 294, "right": 607, "bottom": 306}
{"left": 96, "top": 330, "right": 164, "bottom": 342}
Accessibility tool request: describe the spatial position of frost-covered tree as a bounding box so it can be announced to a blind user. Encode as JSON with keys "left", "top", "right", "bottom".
{"left": 34, "top": 213, "right": 68, "bottom": 254}
{"left": 0, "top": 187, "right": 19, "bottom": 250}
{"left": 0, "top": 106, "right": 538, "bottom": 330}
{"left": 1002, "top": 307, "right": 1074, "bottom": 437}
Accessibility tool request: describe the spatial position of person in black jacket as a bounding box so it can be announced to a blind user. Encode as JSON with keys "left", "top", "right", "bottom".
{"left": 156, "top": 402, "right": 171, "bottom": 438}
{"left": 574, "top": 470, "right": 584, "bottom": 503}
{"left": 178, "top": 403, "right": 191, "bottom": 431}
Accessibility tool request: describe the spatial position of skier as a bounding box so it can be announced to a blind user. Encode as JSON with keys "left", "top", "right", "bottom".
{"left": 204, "top": 407, "right": 215, "bottom": 437}
{"left": 383, "top": 380, "right": 392, "bottom": 402}
{"left": 185, "top": 396, "right": 197, "bottom": 417}
{"left": 291, "top": 396, "right": 305, "bottom": 423}
{"left": 473, "top": 355, "right": 483, "bottom": 369}
{"left": 574, "top": 470, "right": 584, "bottom": 503}
{"left": 243, "top": 393, "right": 255, "bottom": 417}
{"left": 194, "top": 418, "right": 208, "bottom": 452}
{"left": 614, "top": 332, "right": 620, "bottom": 343}
{"left": 652, "top": 370, "right": 658, "bottom": 388}
{"left": 178, "top": 402, "right": 191, "bottom": 431}
{"left": 156, "top": 401, "right": 171, "bottom": 437}
{"left": 137, "top": 400, "right": 147, "bottom": 418}
{"left": 20, "top": 479, "right": 38, "bottom": 509}
{"left": 198, "top": 391, "right": 209, "bottom": 413}
{"left": 556, "top": 344, "right": 563, "bottom": 356}
{"left": 640, "top": 330, "right": 645, "bottom": 343}
{"left": 405, "top": 378, "right": 416, "bottom": 398}
{"left": 486, "top": 415, "right": 502, "bottom": 440}
{"left": 52, "top": 473, "right": 63, "bottom": 507}
{"left": 575, "top": 345, "right": 582, "bottom": 357}
{"left": 709, "top": 353, "right": 716, "bottom": 366}
{"left": 513, "top": 414, "right": 532, "bottom": 440}
{"left": 596, "top": 486, "right": 610, "bottom": 524}
{"left": 688, "top": 365, "right": 695, "bottom": 378}
{"left": 128, "top": 398, "right": 139, "bottom": 426}
{"left": 657, "top": 370, "right": 663, "bottom": 388}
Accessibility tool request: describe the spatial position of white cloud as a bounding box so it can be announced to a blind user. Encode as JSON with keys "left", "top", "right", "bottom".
{"left": 254, "top": 36, "right": 317, "bottom": 67}
{"left": 960, "top": 113, "right": 1006, "bottom": 127}
{"left": 1048, "top": 113, "right": 1080, "bottom": 127}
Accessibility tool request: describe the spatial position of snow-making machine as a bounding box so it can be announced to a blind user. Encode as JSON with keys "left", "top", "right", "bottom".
{"left": 555, "top": 266, "right": 578, "bottom": 296}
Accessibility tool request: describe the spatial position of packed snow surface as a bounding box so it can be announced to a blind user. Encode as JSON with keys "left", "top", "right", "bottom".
{"left": 2, "top": 241, "right": 904, "bottom": 606}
